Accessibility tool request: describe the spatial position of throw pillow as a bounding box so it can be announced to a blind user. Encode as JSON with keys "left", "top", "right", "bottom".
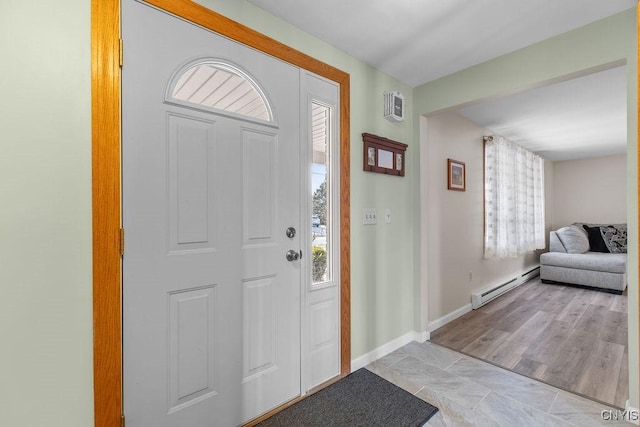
{"left": 555, "top": 225, "right": 589, "bottom": 254}
{"left": 600, "top": 225, "right": 627, "bottom": 254}
{"left": 582, "top": 225, "right": 610, "bottom": 253}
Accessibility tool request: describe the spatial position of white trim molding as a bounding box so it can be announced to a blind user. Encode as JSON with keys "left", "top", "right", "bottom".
{"left": 413, "top": 330, "right": 430, "bottom": 343}
{"left": 350, "top": 330, "right": 428, "bottom": 372}
{"left": 427, "top": 303, "right": 472, "bottom": 332}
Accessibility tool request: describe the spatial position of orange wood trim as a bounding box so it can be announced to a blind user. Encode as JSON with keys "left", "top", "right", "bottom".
{"left": 637, "top": 5, "right": 639, "bottom": 408}
{"left": 93, "top": 0, "right": 351, "bottom": 425}
{"left": 91, "top": 0, "right": 122, "bottom": 426}
{"left": 143, "top": 0, "right": 349, "bottom": 85}
{"left": 340, "top": 78, "right": 351, "bottom": 376}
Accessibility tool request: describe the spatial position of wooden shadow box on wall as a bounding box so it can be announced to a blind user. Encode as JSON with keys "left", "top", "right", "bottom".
{"left": 362, "top": 133, "right": 408, "bottom": 177}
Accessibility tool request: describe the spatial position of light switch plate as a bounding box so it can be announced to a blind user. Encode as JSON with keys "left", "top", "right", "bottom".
{"left": 385, "top": 208, "right": 391, "bottom": 223}
{"left": 363, "top": 208, "right": 377, "bottom": 225}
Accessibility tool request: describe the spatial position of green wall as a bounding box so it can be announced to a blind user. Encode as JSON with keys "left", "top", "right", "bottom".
{"left": 1, "top": 2, "right": 636, "bottom": 425}
{"left": 413, "top": 8, "right": 638, "bottom": 408}
{"left": 0, "top": 1, "right": 93, "bottom": 426}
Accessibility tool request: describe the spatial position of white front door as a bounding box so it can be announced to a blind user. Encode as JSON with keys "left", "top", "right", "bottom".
{"left": 122, "top": 1, "right": 302, "bottom": 425}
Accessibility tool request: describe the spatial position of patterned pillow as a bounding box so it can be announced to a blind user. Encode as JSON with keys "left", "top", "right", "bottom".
{"left": 601, "top": 225, "right": 627, "bottom": 254}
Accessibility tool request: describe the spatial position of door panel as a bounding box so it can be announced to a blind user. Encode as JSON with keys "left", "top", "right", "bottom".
{"left": 168, "top": 114, "right": 217, "bottom": 252}
{"left": 122, "top": 1, "right": 301, "bottom": 425}
{"left": 242, "top": 129, "right": 276, "bottom": 244}
{"left": 168, "top": 286, "right": 218, "bottom": 413}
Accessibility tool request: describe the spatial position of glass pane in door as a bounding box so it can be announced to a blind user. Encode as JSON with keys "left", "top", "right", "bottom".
{"left": 311, "top": 102, "right": 331, "bottom": 284}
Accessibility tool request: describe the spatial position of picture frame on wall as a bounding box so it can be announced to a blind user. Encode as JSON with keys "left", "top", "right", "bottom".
{"left": 447, "top": 159, "right": 466, "bottom": 191}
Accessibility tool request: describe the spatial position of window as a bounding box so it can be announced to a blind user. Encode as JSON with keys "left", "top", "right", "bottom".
{"left": 168, "top": 61, "right": 272, "bottom": 122}
{"left": 484, "top": 136, "right": 545, "bottom": 258}
{"left": 311, "top": 102, "right": 331, "bottom": 284}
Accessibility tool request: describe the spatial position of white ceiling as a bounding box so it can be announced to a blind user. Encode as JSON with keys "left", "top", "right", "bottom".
{"left": 248, "top": 0, "right": 635, "bottom": 161}
{"left": 249, "top": 0, "right": 635, "bottom": 87}
{"left": 457, "top": 66, "right": 628, "bottom": 161}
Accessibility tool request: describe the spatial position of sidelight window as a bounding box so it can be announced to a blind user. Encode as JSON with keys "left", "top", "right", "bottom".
{"left": 311, "top": 102, "right": 332, "bottom": 284}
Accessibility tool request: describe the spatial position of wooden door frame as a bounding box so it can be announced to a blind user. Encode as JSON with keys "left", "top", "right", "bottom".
{"left": 91, "top": 1, "right": 351, "bottom": 425}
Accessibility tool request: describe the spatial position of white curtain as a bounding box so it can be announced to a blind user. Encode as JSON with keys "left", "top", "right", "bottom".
{"left": 484, "top": 136, "right": 545, "bottom": 259}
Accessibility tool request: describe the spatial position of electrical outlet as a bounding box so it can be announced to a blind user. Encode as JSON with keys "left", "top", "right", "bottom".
{"left": 363, "top": 208, "right": 377, "bottom": 225}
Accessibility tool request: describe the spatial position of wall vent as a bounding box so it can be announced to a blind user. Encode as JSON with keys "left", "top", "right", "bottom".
{"left": 383, "top": 91, "right": 404, "bottom": 122}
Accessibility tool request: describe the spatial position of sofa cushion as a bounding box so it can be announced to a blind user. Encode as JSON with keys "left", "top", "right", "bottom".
{"left": 582, "top": 225, "right": 610, "bottom": 253}
{"left": 555, "top": 225, "right": 589, "bottom": 254}
{"left": 540, "top": 252, "right": 626, "bottom": 274}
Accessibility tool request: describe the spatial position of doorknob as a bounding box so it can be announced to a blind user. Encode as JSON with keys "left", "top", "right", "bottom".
{"left": 286, "top": 249, "right": 301, "bottom": 262}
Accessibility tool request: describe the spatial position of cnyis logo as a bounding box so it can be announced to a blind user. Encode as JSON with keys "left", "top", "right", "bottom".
{"left": 601, "top": 409, "right": 639, "bottom": 422}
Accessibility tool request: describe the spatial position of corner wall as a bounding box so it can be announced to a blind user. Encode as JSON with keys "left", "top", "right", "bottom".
{"left": 552, "top": 155, "right": 628, "bottom": 228}
{"left": 414, "top": 8, "right": 638, "bottom": 408}
{"left": 423, "top": 112, "right": 550, "bottom": 321}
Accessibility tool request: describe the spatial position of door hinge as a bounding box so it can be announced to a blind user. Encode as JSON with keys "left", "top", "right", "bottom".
{"left": 121, "top": 414, "right": 125, "bottom": 427}
{"left": 120, "top": 228, "right": 125, "bottom": 256}
{"left": 119, "top": 38, "right": 123, "bottom": 68}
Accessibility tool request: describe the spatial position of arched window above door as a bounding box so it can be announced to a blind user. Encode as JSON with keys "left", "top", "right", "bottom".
{"left": 167, "top": 60, "right": 273, "bottom": 122}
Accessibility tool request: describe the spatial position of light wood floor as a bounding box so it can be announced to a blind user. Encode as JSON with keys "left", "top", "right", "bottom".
{"left": 430, "top": 278, "right": 628, "bottom": 408}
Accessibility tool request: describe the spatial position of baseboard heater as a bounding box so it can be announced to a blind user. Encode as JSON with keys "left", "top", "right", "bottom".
{"left": 471, "top": 266, "right": 540, "bottom": 309}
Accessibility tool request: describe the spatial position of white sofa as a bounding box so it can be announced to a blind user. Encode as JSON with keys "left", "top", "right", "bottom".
{"left": 539, "top": 223, "right": 627, "bottom": 294}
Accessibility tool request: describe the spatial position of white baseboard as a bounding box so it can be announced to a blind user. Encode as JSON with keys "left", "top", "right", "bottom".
{"left": 413, "top": 330, "right": 430, "bottom": 343}
{"left": 350, "top": 330, "right": 428, "bottom": 372}
{"left": 428, "top": 303, "right": 472, "bottom": 332}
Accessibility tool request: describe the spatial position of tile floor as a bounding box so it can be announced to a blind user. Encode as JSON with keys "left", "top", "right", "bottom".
{"left": 366, "top": 341, "right": 635, "bottom": 426}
